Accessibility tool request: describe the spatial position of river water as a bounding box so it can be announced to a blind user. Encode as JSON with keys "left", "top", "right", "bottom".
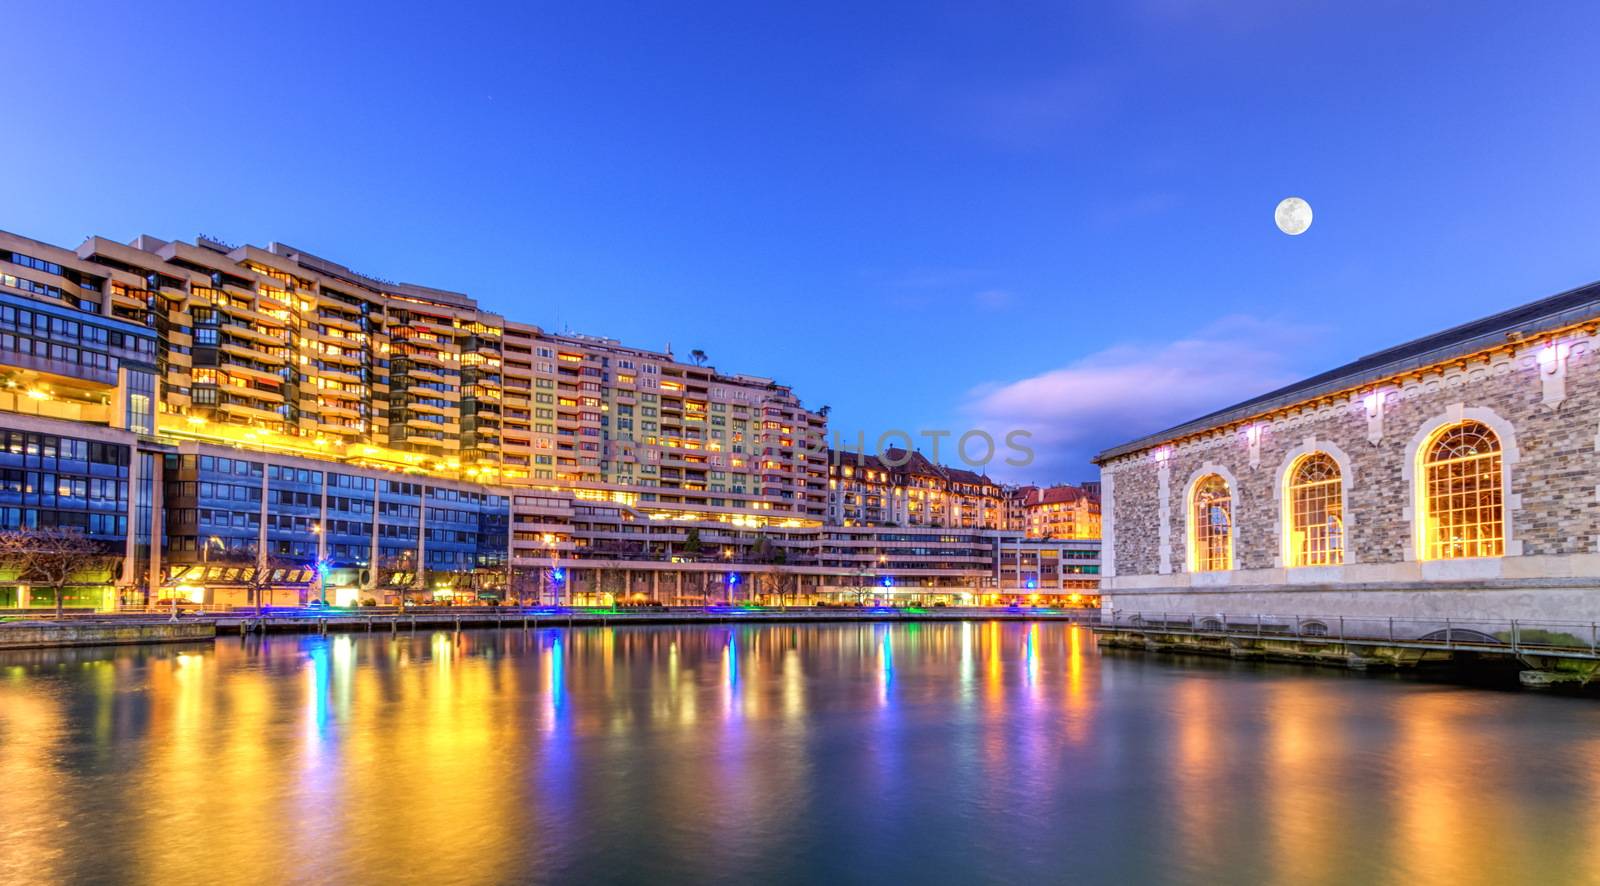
{"left": 2, "top": 622, "right": 1598, "bottom": 885}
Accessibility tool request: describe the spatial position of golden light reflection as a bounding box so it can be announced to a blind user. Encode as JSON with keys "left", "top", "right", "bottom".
{"left": 0, "top": 680, "right": 69, "bottom": 883}
{"left": 2, "top": 627, "right": 1598, "bottom": 882}
{"left": 1390, "top": 692, "right": 1520, "bottom": 882}
{"left": 1170, "top": 678, "right": 1224, "bottom": 877}
{"left": 1062, "top": 625, "right": 1091, "bottom": 746}
{"left": 1264, "top": 682, "right": 1344, "bottom": 882}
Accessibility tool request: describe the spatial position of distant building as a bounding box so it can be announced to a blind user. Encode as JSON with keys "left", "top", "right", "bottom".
{"left": 827, "top": 448, "right": 1006, "bottom": 530}
{"left": 1010, "top": 484, "right": 1102, "bottom": 540}
{"left": 1094, "top": 281, "right": 1600, "bottom": 622}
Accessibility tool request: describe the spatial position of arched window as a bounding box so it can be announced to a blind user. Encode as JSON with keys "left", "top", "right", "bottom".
{"left": 1190, "top": 473, "right": 1232, "bottom": 572}
{"left": 1422, "top": 421, "right": 1503, "bottom": 560}
{"left": 1286, "top": 452, "right": 1343, "bottom": 566}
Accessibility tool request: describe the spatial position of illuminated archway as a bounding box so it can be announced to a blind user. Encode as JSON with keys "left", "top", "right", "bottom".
{"left": 1187, "top": 473, "right": 1233, "bottom": 572}
{"left": 1418, "top": 420, "right": 1504, "bottom": 560}
{"left": 1284, "top": 452, "right": 1344, "bottom": 567}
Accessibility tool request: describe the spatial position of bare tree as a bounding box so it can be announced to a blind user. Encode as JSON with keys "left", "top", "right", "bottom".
{"left": 0, "top": 528, "right": 112, "bottom": 618}
{"left": 378, "top": 552, "right": 419, "bottom": 606}
{"left": 849, "top": 568, "right": 873, "bottom": 606}
{"left": 773, "top": 568, "right": 801, "bottom": 610}
{"left": 599, "top": 566, "right": 626, "bottom": 604}
{"left": 508, "top": 566, "right": 540, "bottom": 607}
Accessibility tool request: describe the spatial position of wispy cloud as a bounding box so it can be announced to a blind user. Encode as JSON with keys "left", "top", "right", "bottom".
{"left": 1091, "top": 191, "right": 1182, "bottom": 228}
{"left": 865, "top": 266, "right": 1019, "bottom": 310}
{"left": 963, "top": 316, "right": 1321, "bottom": 482}
{"left": 954, "top": 67, "right": 1115, "bottom": 150}
{"left": 888, "top": 267, "right": 993, "bottom": 290}
{"left": 973, "top": 288, "right": 1016, "bottom": 309}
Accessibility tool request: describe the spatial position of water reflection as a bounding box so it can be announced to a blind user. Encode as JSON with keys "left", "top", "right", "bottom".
{"left": 1, "top": 624, "right": 1598, "bottom": 884}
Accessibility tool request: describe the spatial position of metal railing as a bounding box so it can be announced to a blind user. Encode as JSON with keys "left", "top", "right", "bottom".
{"left": 1102, "top": 609, "right": 1600, "bottom": 656}
{"left": 6, "top": 603, "right": 1103, "bottom": 623}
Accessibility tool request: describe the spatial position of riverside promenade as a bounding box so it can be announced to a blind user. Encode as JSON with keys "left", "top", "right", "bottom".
{"left": 0, "top": 605, "right": 1098, "bottom": 650}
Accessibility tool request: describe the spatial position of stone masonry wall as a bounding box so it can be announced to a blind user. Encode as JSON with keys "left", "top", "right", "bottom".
{"left": 1103, "top": 336, "right": 1600, "bottom": 580}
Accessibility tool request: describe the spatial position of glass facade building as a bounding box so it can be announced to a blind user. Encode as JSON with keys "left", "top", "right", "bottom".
{"left": 0, "top": 428, "right": 132, "bottom": 608}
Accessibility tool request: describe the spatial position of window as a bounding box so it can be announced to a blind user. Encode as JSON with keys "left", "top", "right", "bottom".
{"left": 1422, "top": 421, "right": 1503, "bottom": 560}
{"left": 1286, "top": 453, "right": 1342, "bottom": 566}
{"left": 1189, "top": 473, "right": 1232, "bottom": 572}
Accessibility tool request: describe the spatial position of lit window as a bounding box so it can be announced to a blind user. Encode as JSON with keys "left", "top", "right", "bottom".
{"left": 1286, "top": 453, "right": 1343, "bottom": 566}
{"left": 1422, "top": 421, "right": 1503, "bottom": 560}
{"left": 1189, "top": 474, "right": 1232, "bottom": 572}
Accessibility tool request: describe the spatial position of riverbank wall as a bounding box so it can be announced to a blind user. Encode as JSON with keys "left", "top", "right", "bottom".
{"left": 0, "top": 620, "right": 217, "bottom": 650}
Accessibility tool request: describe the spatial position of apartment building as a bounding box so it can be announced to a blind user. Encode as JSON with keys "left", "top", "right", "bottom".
{"left": 501, "top": 323, "right": 828, "bottom": 519}
{"left": 827, "top": 448, "right": 1006, "bottom": 530}
{"left": 1009, "top": 484, "right": 1103, "bottom": 539}
{"left": 0, "top": 226, "right": 1095, "bottom": 609}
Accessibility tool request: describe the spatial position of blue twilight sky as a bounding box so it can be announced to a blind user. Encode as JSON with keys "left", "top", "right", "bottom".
{"left": 4, "top": 1, "right": 1600, "bottom": 483}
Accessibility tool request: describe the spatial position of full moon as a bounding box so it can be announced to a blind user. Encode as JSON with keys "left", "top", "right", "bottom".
{"left": 1275, "top": 197, "right": 1313, "bottom": 235}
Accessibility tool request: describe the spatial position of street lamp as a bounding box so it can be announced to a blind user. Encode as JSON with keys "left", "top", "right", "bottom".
{"left": 543, "top": 533, "right": 559, "bottom": 606}
{"left": 314, "top": 556, "right": 333, "bottom": 607}
{"left": 179, "top": 535, "right": 225, "bottom": 621}
{"left": 310, "top": 522, "right": 328, "bottom": 606}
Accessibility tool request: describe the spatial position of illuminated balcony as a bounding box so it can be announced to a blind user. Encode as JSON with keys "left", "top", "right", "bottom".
{"left": 215, "top": 299, "right": 286, "bottom": 328}
{"left": 311, "top": 366, "right": 362, "bottom": 385}
{"left": 317, "top": 348, "right": 363, "bottom": 367}
{"left": 221, "top": 382, "right": 285, "bottom": 405}
{"left": 220, "top": 342, "right": 287, "bottom": 366}
{"left": 405, "top": 366, "right": 448, "bottom": 384}
{"left": 219, "top": 323, "right": 288, "bottom": 346}
{"left": 220, "top": 362, "right": 285, "bottom": 386}
{"left": 317, "top": 312, "right": 363, "bottom": 334}
{"left": 219, "top": 401, "right": 285, "bottom": 423}
{"left": 317, "top": 402, "right": 361, "bottom": 419}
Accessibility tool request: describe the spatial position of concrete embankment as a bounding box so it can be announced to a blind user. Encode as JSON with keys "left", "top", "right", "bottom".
{"left": 0, "top": 620, "right": 216, "bottom": 649}
{"left": 1094, "top": 624, "right": 1600, "bottom": 691}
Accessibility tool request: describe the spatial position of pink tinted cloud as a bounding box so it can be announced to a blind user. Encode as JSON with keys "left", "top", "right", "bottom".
{"left": 964, "top": 316, "right": 1317, "bottom": 482}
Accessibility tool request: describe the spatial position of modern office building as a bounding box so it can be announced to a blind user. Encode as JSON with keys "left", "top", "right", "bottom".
{"left": 1095, "top": 280, "right": 1600, "bottom": 622}
{"left": 0, "top": 226, "right": 1096, "bottom": 609}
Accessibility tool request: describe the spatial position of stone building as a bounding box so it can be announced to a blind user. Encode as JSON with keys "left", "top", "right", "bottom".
{"left": 1094, "top": 281, "right": 1600, "bottom": 622}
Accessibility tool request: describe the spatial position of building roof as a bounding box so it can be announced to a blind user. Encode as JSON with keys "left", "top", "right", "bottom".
{"left": 1015, "top": 484, "right": 1093, "bottom": 507}
{"left": 827, "top": 448, "right": 998, "bottom": 488}
{"left": 1094, "top": 278, "right": 1600, "bottom": 464}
